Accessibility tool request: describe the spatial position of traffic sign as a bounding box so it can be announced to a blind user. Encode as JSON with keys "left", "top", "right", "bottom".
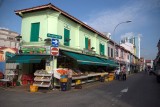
{"left": 52, "top": 38, "right": 59, "bottom": 47}
{"left": 51, "top": 47, "right": 59, "bottom": 56}
{"left": 47, "top": 33, "right": 62, "bottom": 39}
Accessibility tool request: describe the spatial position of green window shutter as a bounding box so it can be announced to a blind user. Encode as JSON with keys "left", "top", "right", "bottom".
{"left": 99, "top": 44, "right": 102, "bottom": 55}
{"left": 102, "top": 45, "right": 105, "bottom": 55}
{"left": 64, "top": 28, "right": 70, "bottom": 46}
{"left": 30, "top": 22, "right": 40, "bottom": 42}
{"left": 85, "top": 37, "right": 89, "bottom": 49}
{"left": 108, "top": 47, "right": 110, "bottom": 56}
{"left": 100, "top": 44, "right": 104, "bottom": 55}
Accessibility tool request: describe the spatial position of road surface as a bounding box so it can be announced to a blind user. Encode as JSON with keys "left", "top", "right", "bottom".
{"left": 0, "top": 72, "right": 160, "bottom": 107}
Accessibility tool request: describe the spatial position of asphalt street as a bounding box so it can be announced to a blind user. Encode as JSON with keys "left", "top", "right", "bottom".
{"left": 0, "top": 72, "right": 160, "bottom": 107}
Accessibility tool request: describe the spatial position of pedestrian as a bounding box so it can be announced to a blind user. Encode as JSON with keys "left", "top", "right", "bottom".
{"left": 67, "top": 68, "right": 72, "bottom": 90}
{"left": 115, "top": 68, "right": 120, "bottom": 80}
{"left": 122, "top": 67, "right": 127, "bottom": 81}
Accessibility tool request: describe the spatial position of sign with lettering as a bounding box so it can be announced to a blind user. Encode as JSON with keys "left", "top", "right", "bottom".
{"left": 47, "top": 33, "right": 62, "bottom": 39}
{"left": 20, "top": 46, "right": 51, "bottom": 55}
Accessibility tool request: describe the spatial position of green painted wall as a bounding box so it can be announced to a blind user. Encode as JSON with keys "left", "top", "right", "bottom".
{"left": 58, "top": 15, "right": 79, "bottom": 48}
{"left": 21, "top": 10, "right": 47, "bottom": 42}
{"left": 79, "top": 27, "right": 96, "bottom": 51}
{"left": 21, "top": 9, "right": 108, "bottom": 57}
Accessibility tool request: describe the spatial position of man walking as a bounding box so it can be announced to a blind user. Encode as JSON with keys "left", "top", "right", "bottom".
{"left": 122, "top": 67, "right": 127, "bottom": 80}
{"left": 115, "top": 68, "right": 120, "bottom": 80}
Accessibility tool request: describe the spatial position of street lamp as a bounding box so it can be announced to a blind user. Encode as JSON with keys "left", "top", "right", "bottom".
{"left": 112, "top": 20, "right": 132, "bottom": 63}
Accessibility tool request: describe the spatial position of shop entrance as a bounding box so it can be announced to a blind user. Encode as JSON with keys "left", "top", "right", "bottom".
{"left": 32, "top": 60, "right": 46, "bottom": 73}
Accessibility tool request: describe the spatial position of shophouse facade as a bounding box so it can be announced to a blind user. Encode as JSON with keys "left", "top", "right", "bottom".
{"left": 6, "top": 3, "right": 119, "bottom": 87}
{"left": 0, "top": 29, "right": 19, "bottom": 49}
{"left": 145, "top": 60, "right": 153, "bottom": 69}
{"left": 109, "top": 40, "right": 138, "bottom": 74}
{"left": 0, "top": 29, "right": 19, "bottom": 75}
{"left": 119, "top": 42, "right": 139, "bottom": 73}
{"left": 6, "top": 3, "right": 140, "bottom": 87}
{"left": 13, "top": 3, "right": 115, "bottom": 66}
{"left": 120, "top": 36, "right": 141, "bottom": 58}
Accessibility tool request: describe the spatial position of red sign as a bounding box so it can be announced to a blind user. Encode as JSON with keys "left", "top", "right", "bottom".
{"left": 51, "top": 47, "right": 59, "bottom": 56}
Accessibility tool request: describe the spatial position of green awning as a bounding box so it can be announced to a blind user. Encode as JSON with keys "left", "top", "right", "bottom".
{"left": 62, "top": 51, "right": 118, "bottom": 67}
{"left": 100, "top": 58, "right": 119, "bottom": 67}
{"left": 6, "top": 55, "right": 50, "bottom": 63}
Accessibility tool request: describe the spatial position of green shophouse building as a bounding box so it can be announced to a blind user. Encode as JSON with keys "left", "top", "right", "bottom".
{"left": 8, "top": 3, "right": 118, "bottom": 86}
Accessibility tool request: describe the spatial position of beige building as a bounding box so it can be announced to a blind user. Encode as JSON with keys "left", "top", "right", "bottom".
{"left": 0, "top": 29, "right": 19, "bottom": 48}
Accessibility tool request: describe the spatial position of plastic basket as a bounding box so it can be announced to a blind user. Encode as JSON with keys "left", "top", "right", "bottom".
{"left": 60, "top": 78, "right": 68, "bottom": 82}
{"left": 75, "top": 80, "right": 81, "bottom": 85}
{"left": 108, "top": 78, "right": 114, "bottom": 81}
{"left": 30, "top": 85, "right": 38, "bottom": 92}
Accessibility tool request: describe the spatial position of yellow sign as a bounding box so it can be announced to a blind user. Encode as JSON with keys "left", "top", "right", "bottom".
{"left": 46, "top": 66, "right": 52, "bottom": 71}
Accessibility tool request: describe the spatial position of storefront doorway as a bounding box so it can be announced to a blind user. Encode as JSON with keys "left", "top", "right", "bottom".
{"left": 32, "top": 60, "right": 46, "bottom": 73}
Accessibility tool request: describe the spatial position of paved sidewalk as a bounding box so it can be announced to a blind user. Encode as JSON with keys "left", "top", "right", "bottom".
{"left": 0, "top": 81, "right": 107, "bottom": 94}
{"left": 0, "top": 73, "right": 137, "bottom": 94}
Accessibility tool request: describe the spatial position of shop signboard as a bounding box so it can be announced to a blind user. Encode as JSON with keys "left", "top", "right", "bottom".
{"left": 20, "top": 46, "right": 51, "bottom": 55}
{"left": 51, "top": 47, "right": 59, "bottom": 56}
{"left": 47, "top": 33, "right": 62, "bottom": 39}
{"left": 46, "top": 60, "right": 52, "bottom": 71}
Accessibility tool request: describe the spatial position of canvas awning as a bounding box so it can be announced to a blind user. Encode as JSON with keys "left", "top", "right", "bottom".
{"left": 62, "top": 51, "right": 118, "bottom": 67}
{"left": 6, "top": 55, "right": 50, "bottom": 63}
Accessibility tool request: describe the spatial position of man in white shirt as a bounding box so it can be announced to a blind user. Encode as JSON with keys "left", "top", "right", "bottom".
{"left": 115, "top": 68, "right": 120, "bottom": 80}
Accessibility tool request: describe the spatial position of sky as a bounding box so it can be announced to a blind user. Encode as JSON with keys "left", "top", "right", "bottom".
{"left": 0, "top": 0, "right": 160, "bottom": 60}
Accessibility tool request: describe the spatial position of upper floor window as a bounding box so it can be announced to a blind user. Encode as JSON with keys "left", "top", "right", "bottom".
{"left": 116, "top": 48, "right": 119, "bottom": 57}
{"left": 108, "top": 47, "right": 110, "bottom": 57}
{"left": 30, "top": 22, "right": 40, "bottom": 42}
{"left": 7, "top": 37, "right": 14, "bottom": 40}
{"left": 111, "top": 48, "right": 113, "bottom": 57}
{"left": 85, "top": 37, "right": 91, "bottom": 50}
{"left": 64, "top": 28, "right": 70, "bottom": 46}
{"left": 121, "top": 50, "right": 124, "bottom": 58}
{"left": 128, "top": 55, "right": 130, "bottom": 60}
{"left": 99, "top": 43, "right": 105, "bottom": 56}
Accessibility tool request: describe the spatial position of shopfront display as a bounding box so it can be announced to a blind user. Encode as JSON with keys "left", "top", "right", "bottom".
{"left": 54, "top": 67, "right": 109, "bottom": 87}
{"left": 6, "top": 46, "right": 52, "bottom": 87}
{"left": 33, "top": 70, "right": 53, "bottom": 88}
{"left": 5, "top": 45, "right": 115, "bottom": 90}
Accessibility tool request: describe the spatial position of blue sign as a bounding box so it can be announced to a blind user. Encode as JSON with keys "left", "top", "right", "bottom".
{"left": 52, "top": 38, "right": 59, "bottom": 47}
{"left": 0, "top": 62, "right": 5, "bottom": 73}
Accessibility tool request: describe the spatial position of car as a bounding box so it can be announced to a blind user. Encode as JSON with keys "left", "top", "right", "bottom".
{"left": 156, "top": 69, "right": 160, "bottom": 83}
{"left": 154, "top": 69, "right": 160, "bottom": 83}
{"left": 149, "top": 68, "right": 153, "bottom": 75}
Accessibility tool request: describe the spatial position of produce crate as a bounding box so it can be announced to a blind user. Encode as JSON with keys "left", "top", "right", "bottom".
{"left": 108, "top": 77, "right": 114, "bottom": 81}
{"left": 30, "top": 85, "right": 38, "bottom": 92}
